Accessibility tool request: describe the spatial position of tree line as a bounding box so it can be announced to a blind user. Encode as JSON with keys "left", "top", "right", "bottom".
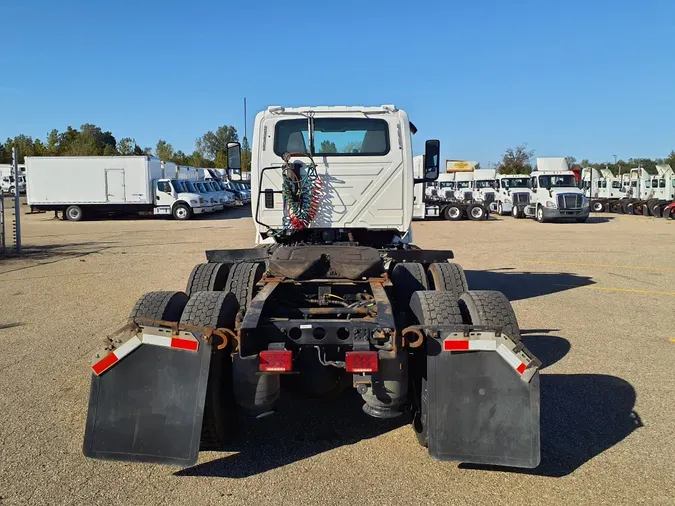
{"left": 497, "top": 143, "right": 675, "bottom": 175}
{"left": 0, "top": 124, "right": 251, "bottom": 171}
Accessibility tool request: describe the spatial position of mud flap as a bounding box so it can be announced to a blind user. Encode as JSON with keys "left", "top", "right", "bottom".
{"left": 426, "top": 341, "right": 540, "bottom": 468}
{"left": 83, "top": 335, "right": 211, "bottom": 466}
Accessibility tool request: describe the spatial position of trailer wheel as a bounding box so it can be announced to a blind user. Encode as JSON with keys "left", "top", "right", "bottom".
{"left": 224, "top": 262, "right": 266, "bottom": 315}
{"left": 468, "top": 204, "right": 485, "bottom": 221}
{"left": 409, "top": 290, "right": 464, "bottom": 447}
{"left": 459, "top": 290, "right": 521, "bottom": 341}
{"left": 65, "top": 205, "right": 83, "bottom": 221}
{"left": 592, "top": 201, "right": 604, "bottom": 212}
{"left": 426, "top": 262, "right": 468, "bottom": 299}
{"left": 181, "top": 291, "right": 239, "bottom": 450}
{"left": 392, "top": 262, "right": 428, "bottom": 307}
{"left": 128, "top": 290, "right": 189, "bottom": 322}
{"left": 443, "top": 204, "right": 462, "bottom": 221}
{"left": 186, "top": 263, "right": 231, "bottom": 296}
{"left": 173, "top": 203, "right": 192, "bottom": 220}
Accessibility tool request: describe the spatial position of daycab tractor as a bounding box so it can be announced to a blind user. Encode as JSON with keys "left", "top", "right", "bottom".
{"left": 495, "top": 173, "right": 532, "bottom": 218}
{"left": 83, "top": 105, "right": 540, "bottom": 470}
{"left": 470, "top": 168, "right": 497, "bottom": 211}
{"left": 524, "top": 157, "right": 589, "bottom": 223}
{"left": 413, "top": 161, "right": 490, "bottom": 221}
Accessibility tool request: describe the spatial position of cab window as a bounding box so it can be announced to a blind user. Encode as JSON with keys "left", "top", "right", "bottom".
{"left": 157, "top": 181, "right": 171, "bottom": 193}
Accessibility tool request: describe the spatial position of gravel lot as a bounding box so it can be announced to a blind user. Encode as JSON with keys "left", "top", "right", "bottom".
{"left": 1, "top": 202, "right": 674, "bottom": 506}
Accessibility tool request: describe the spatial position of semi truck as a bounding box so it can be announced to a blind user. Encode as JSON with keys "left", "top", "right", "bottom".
{"left": 495, "top": 174, "right": 532, "bottom": 218}
{"left": 25, "top": 156, "right": 209, "bottom": 221}
{"left": 524, "top": 157, "right": 589, "bottom": 223}
{"left": 413, "top": 157, "right": 490, "bottom": 220}
{"left": 0, "top": 164, "right": 26, "bottom": 194}
{"left": 83, "top": 105, "right": 540, "bottom": 469}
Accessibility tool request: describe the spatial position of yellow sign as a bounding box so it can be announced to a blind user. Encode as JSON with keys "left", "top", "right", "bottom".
{"left": 445, "top": 160, "right": 476, "bottom": 173}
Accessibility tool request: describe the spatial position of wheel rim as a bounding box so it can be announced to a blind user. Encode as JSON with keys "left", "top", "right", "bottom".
{"left": 512, "top": 206, "right": 518, "bottom": 217}
{"left": 471, "top": 207, "right": 483, "bottom": 219}
{"left": 538, "top": 208, "right": 543, "bottom": 220}
{"left": 593, "top": 202, "right": 603, "bottom": 212}
{"left": 176, "top": 207, "right": 188, "bottom": 219}
{"left": 68, "top": 208, "right": 80, "bottom": 220}
{"left": 449, "top": 207, "right": 460, "bottom": 218}
{"left": 498, "top": 204, "right": 502, "bottom": 214}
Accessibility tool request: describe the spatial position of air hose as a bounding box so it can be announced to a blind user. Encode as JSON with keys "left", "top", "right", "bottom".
{"left": 281, "top": 152, "right": 322, "bottom": 231}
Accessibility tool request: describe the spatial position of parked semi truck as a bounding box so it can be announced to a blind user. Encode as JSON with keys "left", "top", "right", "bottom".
{"left": 586, "top": 165, "right": 675, "bottom": 217}
{"left": 0, "top": 164, "right": 26, "bottom": 194}
{"left": 25, "top": 156, "right": 209, "bottom": 221}
{"left": 83, "top": 104, "right": 540, "bottom": 469}
{"left": 524, "top": 157, "right": 589, "bottom": 222}
{"left": 495, "top": 174, "right": 532, "bottom": 217}
{"left": 413, "top": 156, "right": 490, "bottom": 220}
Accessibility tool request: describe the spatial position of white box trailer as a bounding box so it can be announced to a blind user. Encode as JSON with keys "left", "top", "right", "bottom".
{"left": 25, "top": 156, "right": 207, "bottom": 221}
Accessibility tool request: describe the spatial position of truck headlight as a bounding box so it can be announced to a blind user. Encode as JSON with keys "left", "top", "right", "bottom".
{"left": 545, "top": 200, "right": 557, "bottom": 208}
{"left": 190, "top": 199, "right": 198, "bottom": 205}
{"left": 582, "top": 196, "right": 590, "bottom": 207}
{"left": 199, "top": 198, "right": 206, "bottom": 204}
{"left": 505, "top": 198, "right": 512, "bottom": 204}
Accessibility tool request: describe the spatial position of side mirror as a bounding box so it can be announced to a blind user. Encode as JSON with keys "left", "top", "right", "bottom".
{"left": 227, "top": 142, "right": 242, "bottom": 171}
{"left": 422, "top": 140, "right": 440, "bottom": 182}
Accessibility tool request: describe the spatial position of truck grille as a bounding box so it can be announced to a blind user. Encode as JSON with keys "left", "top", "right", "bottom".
{"left": 512, "top": 192, "right": 530, "bottom": 205}
{"left": 557, "top": 194, "right": 582, "bottom": 209}
{"left": 463, "top": 191, "right": 473, "bottom": 201}
{"left": 483, "top": 192, "right": 495, "bottom": 204}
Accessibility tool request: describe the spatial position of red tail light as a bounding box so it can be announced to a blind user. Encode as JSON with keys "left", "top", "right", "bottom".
{"left": 259, "top": 350, "right": 293, "bottom": 372}
{"left": 345, "top": 351, "right": 379, "bottom": 373}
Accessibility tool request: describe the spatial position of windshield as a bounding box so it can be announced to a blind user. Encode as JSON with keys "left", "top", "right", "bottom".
{"left": 538, "top": 174, "right": 577, "bottom": 188}
{"left": 274, "top": 118, "right": 390, "bottom": 156}
{"left": 185, "top": 181, "right": 197, "bottom": 193}
{"left": 456, "top": 181, "right": 470, "bottom": 189}
{"left": 439, "top": 182, "right": 454, "bottom": 189}
{"left": 171, "top": 180, "right": 185, "bottom": 192}
{"left": 196, "top": 182, "right": 207, "bottom": 192}
{"left": 475, "top": 180, "right": 494, "bottom": 189}
{"left": 501, "top": 177, "right": 529, "bottom": 189}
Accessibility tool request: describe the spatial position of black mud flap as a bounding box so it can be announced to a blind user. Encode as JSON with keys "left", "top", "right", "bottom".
{"left": 83, "top": 339, "right": 211, "bottom": 466}
{"left": 426, "top": 345, "right": 540, "bottom": 468}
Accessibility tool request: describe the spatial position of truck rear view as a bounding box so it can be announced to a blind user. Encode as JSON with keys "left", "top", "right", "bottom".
{"left": 82, "top": 105, "right": 541, "bottom": 470}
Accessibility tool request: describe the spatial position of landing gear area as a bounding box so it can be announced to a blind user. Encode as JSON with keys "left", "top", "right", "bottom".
{"left": 83, "top": 247, "right": 540, "bottom": 469}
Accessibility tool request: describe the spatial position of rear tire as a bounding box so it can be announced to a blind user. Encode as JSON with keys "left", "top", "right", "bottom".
{"left": 408, "top": 291, "right": 464, "bottom": 447}
{"left": 186, "top": 263, "right": 231, "bottom": 296}
{"left": 652, "top": 204, "right": 663, "bottom": 218}
{"left": 497, "top": 202, "right": 504, "bottom": 216}
{"left": 459, "top": 290, "right": 521, "bottom": 341}
{"left": 129, "top": 291, "right": 189, "bottom": 322}
{"left": 468, "top": 204, "right": 485, "bottom": 221}
{"left": 65, "top": 205, "right": 83, "bottom": 221}
{"left": 426, "top": 262, "right": 468, "bottom": 299}
{"left": 591, "top": 201, "right": 604, "bottom": 212}
{"left": 392, "top": 262, "right": 428, "bottom": 307}
{"left": 512, "top": 205, "right": 522, "bottom": 219}
{"left": 181, "top": 291, "right": 239, "bottom": 450}
{"left": 443, "top": 204, "right": 463, "bottom": 221}
{"left": 224, "top": 262, "right": 266, "bottom": 315}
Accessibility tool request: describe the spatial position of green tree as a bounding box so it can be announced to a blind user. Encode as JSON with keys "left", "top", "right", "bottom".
{"left": 497, "top": 144, "right": 534, "bottom": 174}
{"left": 319, "top": 140, "right": 337, "bottom": 153}
{"left": 117, "top": 137, "right": 135, "bottom": 155}
{"left": 565, "top": 156, "right": 577, "bottom": 168}
{"left": 196, "top": 125, "right": 239, "bottom": 161}
{"left": 241, "top": 136, "right": 251, "bottom": 172}
{"left": 155, "top": 139, "right": 174, "bottom": 161}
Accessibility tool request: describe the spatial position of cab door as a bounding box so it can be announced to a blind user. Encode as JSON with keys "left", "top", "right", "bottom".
{"left": 155, "top": 180, "right": 176, "bottom": 210}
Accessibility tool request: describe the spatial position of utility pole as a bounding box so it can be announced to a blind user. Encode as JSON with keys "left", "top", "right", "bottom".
{"left": 12, "top": 147, "right": 21, "bottom": 253}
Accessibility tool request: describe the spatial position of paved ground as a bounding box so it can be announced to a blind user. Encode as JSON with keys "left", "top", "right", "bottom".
{"left": 1, "top": 202, "right": 674, "bottom": 505}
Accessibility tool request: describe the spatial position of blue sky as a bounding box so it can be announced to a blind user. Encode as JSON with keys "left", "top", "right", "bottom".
{"left": 2, "top": 0, "right": 674, "bottom": 166}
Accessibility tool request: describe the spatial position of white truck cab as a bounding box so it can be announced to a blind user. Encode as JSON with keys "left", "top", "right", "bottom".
{"left": 470, "top": 168, "right": 497, "bottom": 210}
{"left": 248, "top": 104, "right": 439, "bottom": 244}
{"left": 452, "top": 172, "right": 473, "bottom": 201}
{"left": 525, "top": 157, "right": 589, "bottom": 223}
{"left": 495, "top": 174, "right": 532, "bottom": 218}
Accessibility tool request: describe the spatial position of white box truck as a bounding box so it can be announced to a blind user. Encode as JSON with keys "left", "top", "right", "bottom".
{"left": 25, "top": 156, "right": 207, "bottom": 221}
